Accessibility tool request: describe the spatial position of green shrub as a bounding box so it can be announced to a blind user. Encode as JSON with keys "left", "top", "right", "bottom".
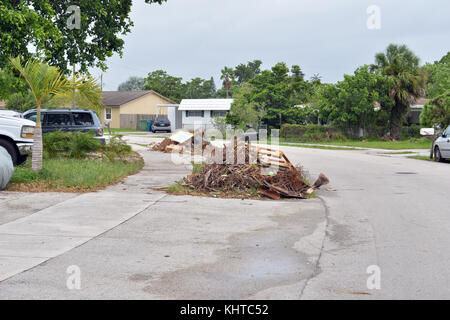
{"left": 281, "top": 124, "right": 346, "bottom": 142}
{"left": 66, "top": 132, "right": 102, "bottom": 159}
{"left": 43, "top": 131, "right": 72, "bottom": 158}
{"left": 400, "top": 124, "right": 421, "bottom": 140}
{"left": 101, "top": 135, "right": 132, "bottom": 162}
{"left": 420, "top": 91, "right": 450, "bottom": 129}
{"left": 43, "top": 131, "right": 101, "bottom": 159}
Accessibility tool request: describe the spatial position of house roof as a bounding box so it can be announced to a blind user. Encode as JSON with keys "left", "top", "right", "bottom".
{"left": 102, "top": 90, "right": 176, "bottom": 106}
{"left": 178, "top": 99, "right": 234, "bottom": 111}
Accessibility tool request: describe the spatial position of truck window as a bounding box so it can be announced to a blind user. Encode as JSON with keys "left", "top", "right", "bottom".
{"left": 73, "top": 112, "right": 94, "bottom": 126}
{"left": 24, "top": 113, "right": 44, "bottom": 123}
{"left": 46, "top": 113, "right": 72, "bottom": 127}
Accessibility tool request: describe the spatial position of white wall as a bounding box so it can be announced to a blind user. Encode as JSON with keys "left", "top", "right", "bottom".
{"left": 182, "top": 110, "right": 216, "bottom": 131}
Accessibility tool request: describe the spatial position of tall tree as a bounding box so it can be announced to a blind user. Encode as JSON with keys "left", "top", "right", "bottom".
{"left": 370, "top": 44, "right": 426, "bottom": 139}
{"left": 220, "top": 67, "right": 235, "bottom": 98}
{"left": 184, "top": 77, "right": 216, "bottom": 99}
{"left": 144, "top": 70, "right": 184, "bottom": 102}
{"left": 118, "top": 76, "right": 146, "bottom": 91}
{"left": 290, "top": 65, "right": 314, "bottom": 105}
{"left": 0, "top": 1, "right": 167, "bottom": 73}
{"left": 420, "top": 91, "right": 450, "bottom": 129}
{"left": 248, "top": 62, "right": 293, "bottom": 127}
{"left": 234, "top": 60, "right": 262, "bottom": 84}
{"left": 10, "top": 56, "right": 102, "bottom": 172}
{"left": 225, "top": 83, "right": 265, "bottom": 129}
{"left": 318, "top": 66, "right": 382, "bottom": 136}
{"left": 209, "top": 77, "right": 217, "bottom": 97}
{"left": 423, "top": 51, "right": 450, "bottom": 99}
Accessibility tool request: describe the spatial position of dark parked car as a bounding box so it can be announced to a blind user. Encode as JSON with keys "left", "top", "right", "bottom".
{"left": 23, "top": 109, "right": 105, "bottom": 142}
{"left": 152, "top": 116, "right": 172, "bottom": 133}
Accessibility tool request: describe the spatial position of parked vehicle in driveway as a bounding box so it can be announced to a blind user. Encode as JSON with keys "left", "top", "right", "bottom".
{"left": 0, "top": 110, "right": 22, "bottom": 118}
{"left": 23, "top": 109, "right": 105, "bottom": 143}
{"left": 152, "top": 116, "right": 172, "bottom": 133}
{"left": 0, "top": 115, "right": 35, "bottom": 165}
{"left": 433, "top": 125, "right": 450, "bottom": 162}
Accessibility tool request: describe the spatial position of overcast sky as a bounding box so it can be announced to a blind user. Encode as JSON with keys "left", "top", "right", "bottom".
{"left": 93, "top": 0, "right": 450, "bottom": 91}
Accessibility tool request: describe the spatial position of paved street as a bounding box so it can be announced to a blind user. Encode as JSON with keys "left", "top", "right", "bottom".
{"left": 0, "top": 136, "right": 449, "bottom": 299}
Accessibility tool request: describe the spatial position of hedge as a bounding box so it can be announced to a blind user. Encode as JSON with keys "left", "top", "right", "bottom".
{"left": 281, "top": 124, "right": 422, "bottom": 141}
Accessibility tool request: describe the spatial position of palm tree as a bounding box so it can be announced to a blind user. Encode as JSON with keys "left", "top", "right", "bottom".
{"left": 9, "top": 56, "right": 103, "bottom": 172}
{"left": 370, "top": 44, "right": 426, "bottom": 139}
{"left": 310, "top": 73, "right": 322, "bottom": 85}
{"left": 220, "top": 67, "right": 235, "bottom": 98}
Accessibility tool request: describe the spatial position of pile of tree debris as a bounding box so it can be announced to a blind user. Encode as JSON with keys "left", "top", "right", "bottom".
{"left": 150, "top": 131, "right": 330, "bottom": 200}
{"left": 150, "top": 131, "right": 210, "bottom": 154}
{"left": 182, "top": 163, "right": 328, "bottom": 200}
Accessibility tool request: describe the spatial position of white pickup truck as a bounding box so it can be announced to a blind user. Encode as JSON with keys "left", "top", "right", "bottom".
{"left": 0, "top": 115, "right": 35, "bottom": 165}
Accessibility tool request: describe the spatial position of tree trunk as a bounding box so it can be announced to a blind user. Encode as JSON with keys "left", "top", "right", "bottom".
{"left": 390, "top": 105, "right": 403, "bottom": 140}
{"left": 32, "top": 126, "right": 43, "bottom": 172}
{"left": 32, "top": 104, "right": 43, "bottom": 172}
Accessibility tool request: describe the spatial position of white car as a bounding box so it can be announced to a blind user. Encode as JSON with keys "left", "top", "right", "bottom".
{"left": 433, "top": 125, "right": 450, "bottom": 162}
{"left": 0, "top": 115, "right": 35, "bottom": 165}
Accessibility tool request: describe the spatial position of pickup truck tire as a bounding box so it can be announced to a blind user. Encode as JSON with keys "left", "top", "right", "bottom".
{"left": 0, "top": 139, "right": 18, "bottom": 166}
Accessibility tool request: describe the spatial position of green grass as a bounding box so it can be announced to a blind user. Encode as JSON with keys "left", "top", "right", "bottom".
{"left": 8, "top": 158, "right": 144, "bottom": 192}
{"left": 109, "top": 128, "right": 147, "bottom": 133}
{"left": 279, "top": 138, "right": 432, "bottom": 150}
{"left": 278, "top": 143, "right": 359, "bottom": 151}
{"left": 379, "top": 151, "right": 415, "bottom": 155}
{"left": 408, "top": 155, "right": 433, "bottom": 162}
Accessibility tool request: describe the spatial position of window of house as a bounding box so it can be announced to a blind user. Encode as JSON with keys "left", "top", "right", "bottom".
{"left": 186, "top": 111, "right": 204, "bottom": 117}
{"left": 105, "top": 108, "right": 112, "bottom": 120}
{"left": 211, "top": 110, "right": 228, "bottom": 117}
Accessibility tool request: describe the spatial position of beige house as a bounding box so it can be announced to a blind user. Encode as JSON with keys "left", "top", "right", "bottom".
{"left": 101, "top": 91, "right": 177, "bottom": 129}
{"left": 0, "top": 101, "right": 5, "bottom": 109}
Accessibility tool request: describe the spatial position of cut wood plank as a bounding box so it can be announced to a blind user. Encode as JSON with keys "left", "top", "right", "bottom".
{"left": 258, "top": 189, "right": 281, "bottom": 200}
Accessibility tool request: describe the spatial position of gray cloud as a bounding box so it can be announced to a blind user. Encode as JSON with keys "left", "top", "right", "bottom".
{"left": 92, "top": 0, "right": 450, "bottom": 90}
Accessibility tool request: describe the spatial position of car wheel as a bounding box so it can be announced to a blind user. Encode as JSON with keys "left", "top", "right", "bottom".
{"left": 434, "top": 146, "right": 444, "bottom": 162}
{"left": 17, "top": 155, "right": 28, "bottom": 166}
{"left": 0, "top": 139, "right": 18, "bottom": 165}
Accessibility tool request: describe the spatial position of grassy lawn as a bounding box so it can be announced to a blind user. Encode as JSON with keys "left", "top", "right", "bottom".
{"left": 279, "top": 138, "right": 433, "bottom": 150}
{"left": 408, "top": 155, "right": 433, "bottom": 162}
{"left": 278, "top": 143, "right": 359, "bottom": 151}
{"left": 7, "top": 158, "right": 144, "bottom": 193}
{"left": 109, "top": 128, "right": 147, "bottom": 133}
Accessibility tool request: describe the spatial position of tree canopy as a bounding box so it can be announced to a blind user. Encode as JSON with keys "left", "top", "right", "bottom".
{"left": 370, "top": 44, "right": 426, "bottom": 138}
{"left": 118, "top": 76, "right": 146, "bottom": 91}
{"left": 420, "top": 91, "right": 450, "bottom": 129}
{"left": 424, "top": 51, "right": 450, "bottom": 99}
{"left": 0, "top": 0, "right": 167, "bottom": 73}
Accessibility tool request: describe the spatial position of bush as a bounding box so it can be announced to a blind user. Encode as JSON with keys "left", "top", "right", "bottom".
{"left": 43, "top": 131, "right": 101, "bottom": 159}
{"left": 400, "top": 124, "right": 421, "bottom": 140}
{"left": 100, "top": 135, "right": 132, "bottom": 162}
{"left": 67, "top": 132, "right": 102, "bottom": 159}
{"left": 43, "top": 131, "right": 72, "bottom": 158}
{"left": 420, "top": 91, "right": 450, "bottom": 129}
{"left": 280, "top": 124, "right": 346, "bottom": 142}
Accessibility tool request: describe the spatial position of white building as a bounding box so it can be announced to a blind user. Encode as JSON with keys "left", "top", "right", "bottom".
{"left": 178, "top": 99, "right": 234, "bottom": 131}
